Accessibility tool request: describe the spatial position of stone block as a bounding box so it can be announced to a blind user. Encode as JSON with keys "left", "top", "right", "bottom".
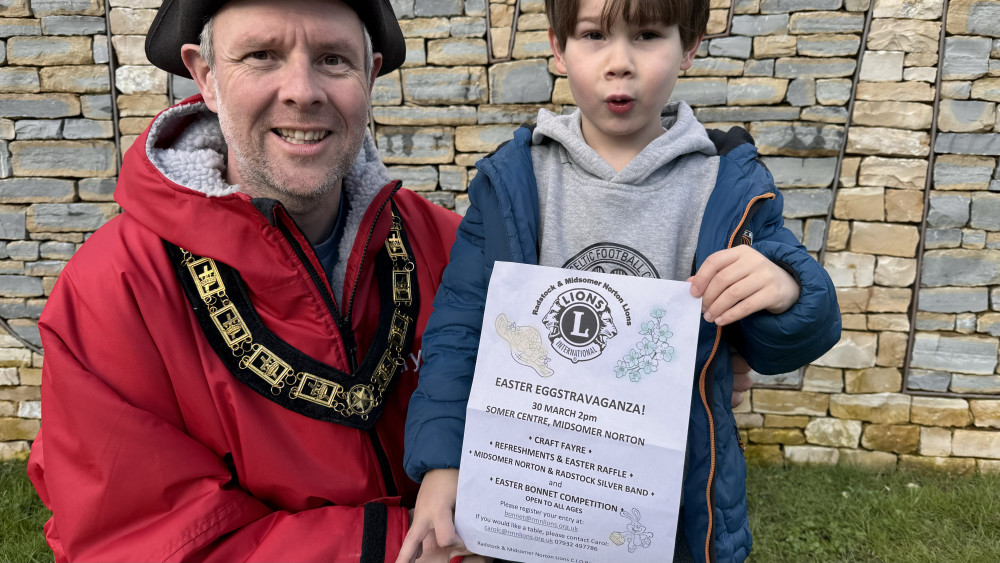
{"left": 946, "top": 0, "right": 1000, "bottom": 37}
{"left": 114, "top": 65, "right": 166, "bottom": 95}
{"left": 748, "top": 427, "right": 805, "bottom": 444}
{"left": 760, "top": 157, "right": 837, "bottom": 188}
{"left": 0, "top": 0, "right": 31, "bottom": 17}
{"left": 763, "top": 414, "right": 811, "bottom": 428}
{"left": 868, "top": 18, "right": 940, "bottom": 54}
{"left": 684, "top": 57, "right": 745, "bottom": 77}
{"left": 780, "top": 187, "right": 834, "bottom": 217}
{"left": 868, "top": 287, "right": 912, "bottom": 313}
{"left": 971, "top": 193, "right": 1000, "bottom": 229}
{"left": 825, "top": 220, "right": 849, "bottom": 251}
{"left": 0, "top": 67, "right": 39, "bottom": 94}
{"left": 0, "top": 417, "right": 39, "bottom": 440}
{"left": 749, "top": 121, "right": 841, "bottom": 156}
{"left": 63, "top": 118, "right": 113, "bottom": 140}
{"left": 873, "top": 0, "right": 943, "bottom": 19}
{"left": 785, "top": 445, "right": 839, "bottom": 465}
{"left": 92, "top": 35, "right": 108, "bottom": 64}
{"left": 910, "top": 396, "right": 972, "bottom": 427}
{"left": 426, "top": 38, "right": 486, "bottom": 65}
{"left": 438, "top": 165, "right": 468, "bottom": 192}
{"left": 941, "top": 80, "right": 973, "bottom": 100}
{"left": 804, "top": 418, "right": 862, "bottom": 447}
{"left": 14, "top": 119, "right": 61, "bottom": 139}
{"left": 10, "top": 141, "right": 116, "bottom": 178}
{"left": 971, "top": 78, "right": 1000, "bottom": 102}
{"left": 551, "top": 78, "right": 573, "bottom": 105}
{"left": 911, "top": 332, "right": 998, "bottom": 374}
{"left": 873, "top": 256, "right": 916, "bottom": 287}
{"left": 970, "top": 400, "right": 1000, "bottom": 428}
{"left": 372, "top": 105, "right": 476, "bottom": 126}
{"left": 0, "top": 207, "right": 25, "bottom": 239}
{"left": 884, "top": 189, "right": 924, "bottom": 223}
{"left": 477, "top": 104, "right": 554, "bottom": 125}
{"left": 943, "top": 36, "right": 991, "bottom": 80}
{"left": 862, "top": 424, "right": 920, "bottom": 454}
{"left": 868, "top": 314, "right": 910, "bottom": 331}
{"left": 745, "top": 444, "right": 784, "bottom": 465}
{"left": 916, "top": 312, "right": 955, "bottom": 331}
{"left": 856, "top": 81, "right": 935, "bottom": 102}
{"left": 838, "top": 449, "right": 898, "bottom": 470}
{"left": 833, "top": 187, "right": 883, "bottom": 221}
{"left": 801, "top": 106, "right": 848, "bottom": 123}
{"left": 952, "top": 429, "right": 1000, "bottom": 459}
{"left": 377, "top": 126, "right": 454, "bottom": 164}
{"left": 921, "top": 249, "right": 1000, "bottom": 286}
{"left": 907, "top": 369, "right": 952, "bottom": 391}
{"left": 732, "top": 14, "right": 789, "bottom": 35}
{"left": 751, "top": 389, "right": 829, "bottom": 416}
{"left": 847, "top": 127, "right": 929, "bottom": 157}
{"left": 414, "top": 0, "right": 462, "bottom": 16}
{"left": 511, "top": 31, "right": 550, "bottom": 60}
{"left": 933, "top": 155, "right": 995, "bottom": 190}
{"left": 934, "top": 133, "right": 1000, "bottom": 155}
{"left": 852, "top": 101, "right": 933, "bottom": 130}
{"left": 39, "top": 241, "right": 75, "bottom": 260}
{"left": 26, "top": 202, "right": 117, "bottom": 232}
{"left": 829, "top": 393, "right": 911, "bottom": 423}
{"left": 789, "top": 12, "right": 864, "bottom": 34}
{"left": 952, "top": 374, "right": 1000, "bottom": 393}
{"left": 39, "top": 65, "right": 109, "bottom": 94}
{"left": 115, "top": 95, "right": 170, "bottom": 117}
{"left": 813, "top": 79, "right": 850, "bottom": 106}
{"left": 0, "top": 275, "right": 41, "bottom": 297}
{"left": 31, "top": 0, "right": 103, "bottom": 16}
{"left": 845, "top": 367, "right": 901, "bottom": 393}
{"left": 455, "top": 194, "right": 470, "bottom": 216}
{"left": 77, "top": 177, "right": 114, "bottom": 201}
{"left": 401, "top": 67, "right": 487, "bottom": 105}
{"left": 785, "top": 78, "right": 815, "bottom": 107}
{"left": 938, "top": 100, "right": 997, "bottom": 133}
{"left": 390, "top": 166, "right": 438, "bottom": 191}
{"left": 850, "top": 222, "right": 919, "bottom": 257}
{"left": 760, "top": 0, "right": 842, "bottom": 12}
{"left": 735, "top": 413, "right": 764, "bottom": 428}
{"left": 824, "top": 251, "right": 875, "bottom": 287}
{"left": 109, "top": 7, "right": 157, "bottom": 34}
{"left": 372, "top": 70, "right": 402, "bottom": 106}
{"left": 455, "top": 124, "right": 518, "bottom": 153}
{"left": 775, "top": 57, "right": 856, "bottom": 79}
{"left": 709, "top": 36, "right": 752, "bottom": 59}
{"left": 919, "top": 427, "right": 952, "bottom": 456}
{"left": 803, "top": 218, "right": 826, "bottom": 251}
{"left": 814, "top": 331, "right": 877, "bottom": 369}
{"left": 795, "top": 34, "right": 859, "bottom": 58}
{"left": 900, "top": 455, "right": 976, "bottom": 476}
{"left": 402, "top": 37, "right": 425, "bottom": 68}
{"left": 0, "top": 178, "right": 73, "bottom": 203}
{"left": 80, "top": 94, "right": 111, "bottom": 120}
{"left": 695, "top": 106, "right": 801, "bottom": 122}
{"left": 927, "top": 193, "right": 971, "bottom": 227}
{"left": 753, "top": 36, "right": 797, "bottom": 58}
{"left": 40, "top": 15, "right": 105, "bottom": 35}
{"left": 802, "top": 365, "right": 844, "bottom": 392}
{"left": 7, "top": 35, "right": 91, "bottom": 65}
{"left": 859, "top": 50, "right": 905, "bottom": 82}
{"left": 979, "top": 313, "right": 1000, "bottom": 336}
{"left": 670, "top": 78, "right": 728, "bottom": 106}
{"left": 918, "top": 287, "right": 988, "bottom": 313}
{"left": 489, "top": 60, "right": 551, "bottom": 104}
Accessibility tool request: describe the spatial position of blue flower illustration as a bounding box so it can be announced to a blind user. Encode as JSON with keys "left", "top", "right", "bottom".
{"left": 615, "top": 308, "right": 675, "bottom": 382}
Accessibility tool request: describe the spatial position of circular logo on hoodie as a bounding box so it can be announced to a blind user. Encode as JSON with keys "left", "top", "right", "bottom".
{"left": 562, "top": 243, "right": 659, "bottom": 278}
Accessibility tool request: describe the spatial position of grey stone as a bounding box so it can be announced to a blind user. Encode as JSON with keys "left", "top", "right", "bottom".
{"left": 775, "top": 57, "right": 856, "bottom": 78}
{"left": 780, "top": 188, "right": 834, "bottom": 218}
{"left": 438, "top": 166, "right": 467, "bottom": 191}
{"left": 450, "top": 17, "right": 485, "bottom": 37}
{"left": 0, "top": 19, "right": 40, "bottom": 37}
{"left": 924, "top": 228, "right": 962, "bottom": 249}
{"left": 941, "top": 81, "right": 973, "bottom": 99}
{"left": 80, "top": 95, "right": 112, "bottom": 120}
{"left": 918, "top": 286, "right": 989, "bottom": 312}
{"left": 759, "top": 157, "right": 838, "bottom": 187}
{"left": 78, "top": 177, "right": 115, "bottom": 200}
{"left": 464, "top": 0, "right": 485, "bottom": 16}
{"left": 422, "top": 190, "right": 455, "bottom": 209}
{"left": 28, "top": 0, "right": 101, "bottom": 16}
{"left": 0, "top": 142, "right": 8, "bottom": 178}
{"left": 787, "top": 78, "right": 816, "bottom": 107}
{"left": 797, "top": 34, "right": 861, "bottom": 57}
{"left": 992, "top": 180, "right": 1000, "bottom": 192}
{"left": 804, "top": 218, "right": 826, "bottom": 251}
{"left": 0, "top": 299, "right": 45, "bottom": 319}
{"left": 801, "top": 106, "right": 848, "bottom": 123}
{"left": 372, "top": 105, "right": 477, "bottom": 125}
{"left": 956, "top": 312, "right": 978, "bottom": 333}
{"left": 0, "top": 275, "right": 43, "bottom": 298}
{"left": 951, "top": 374, "right": 1000, "bottom": 394}
{"left": 489, "top": 60, "right": 552, "bottom": 104}
{"left": 935, "top": 133, "right": 1000, "bottom": 155}
{"left": 670, "top": 79, "right": 728, "bottom": 106}
{"left": 963, "top": 229, "right": 987, "bottom": 247}
{"left": 934, "top": 159, "right": 994, "bottom": 189}
{"left": 906, "top": 370, "right": 952, "bottom": 392}
{"left": 731, "top": 15, "right": 790, "bottom": 36}
{"left": 29, "top": 203, "right": 114, "bottom": 231}
{"left": 789, "top": 12, "right": 865, "bottom": 34}
{"left": 1, "top": 41, "right": 5, "bottom": 65}
{"left": 686, "top": 58, "right": 744, "bottom": 76}
{"left": 12, "top": 142, "right": 115, "bottom": 177}
{"left": 372, "top": 72, "right": 402, "bottom": 105}
{"left": 39, "top": 15, "right": 105, "bottom": 35}
{"left": 751, "top": 122, "right": 843, "bottom": 157}
{"left": 971, "top": 194, "right": 1000, "bottom": 230}
{"left": 389, "top": 165, "right": 438, "bottom": 191}
{"left": 0, "top": 67, "right": 40, "bottom": 92}
{"left": 0, "top": 212, "right": 25, "bottom": 239}
{"left": 743, "top": 59, "right": 776, "bottom": 77}
{"left": 390, "top": 0, "right": 415, "bottom": 18}
{"left": 911, "top": 332, "right": 998, "bottom": 375}
{"left": 753, "top": 368, "right": 804, "bottom": 387}
{"left": 477, "top": 105, "right": 547, "bottom": 124}
{"left": 965, "top": 2, "right": 1000, "bottom": 37}
{"left": 6, "top": 240, "right": 38, "bottom": 260}
{"left": 943, "top": 36, "right": 991, "bottom": 80}
{"left": 0, "top": 178, "right": 74, "bottom": 202}
{"left": 92, "top": 34, "right": 108, "bottom": 64}
{"left": 63, "top": 118, "right": 112, "bottom": 139}
{"left": 916, "top": 313, "right": 954, "bottom": 330}
{"left": 760, "top": 0, "right": 842, "bottom": 12}
{"left": 376, "top": 127, "right": 454, "bottom": 164}
{"left": 0, "top": 95, "right": 78, "bottom": 118}
{"left": 414, "top": 0, "right": 463, "bottom": 17}
{"left": 709, "top": 36, "right": 752, "bottom": 59}
{"left": 816, "top": 79, "right": 852, "bottom": 105}
{"left": 938, "top": 100, "right": 996, "bottom": 133}
{"left": 13, "top": 120, "right": 62, "bottom": 139}
{"left": 171, "top": 76, "right": 199, "bottom": 101}
{"left": 39, "top": 241, "right": 75, "bottom": 260}
{"left": 695, "top": 106, "right": 800, "bottom": 122}
{"left": 402, "top": 67, "right": 487, "bottom": 104}
{"left": 785, "top": 218, "right": 804, "bottom": 242}
{"left": 921, "top": 249, "right": 1000, "bottom": 287}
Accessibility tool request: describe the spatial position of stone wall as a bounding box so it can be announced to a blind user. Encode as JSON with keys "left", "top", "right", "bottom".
{"left": 0, "top": 0, "right": 999, "bottom": 471}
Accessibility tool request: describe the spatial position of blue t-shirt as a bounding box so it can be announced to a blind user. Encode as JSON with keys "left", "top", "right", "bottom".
{"left": 312, "top": 189, "right": 348, "bottom": 283}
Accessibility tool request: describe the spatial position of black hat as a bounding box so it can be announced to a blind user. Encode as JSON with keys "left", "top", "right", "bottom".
{"left": 145, "top": 0, "right": 405, "bottom": 79}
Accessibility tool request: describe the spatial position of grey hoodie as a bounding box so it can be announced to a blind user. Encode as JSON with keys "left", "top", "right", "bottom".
{"left": 531, "top": 101, "right": 720, "bottom": 282}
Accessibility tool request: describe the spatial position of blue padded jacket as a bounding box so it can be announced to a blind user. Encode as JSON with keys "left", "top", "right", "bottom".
{"left": 405, "top": 125, "right": 841, "bottom": 563}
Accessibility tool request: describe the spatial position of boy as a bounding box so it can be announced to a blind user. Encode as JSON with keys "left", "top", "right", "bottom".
{"left": 399, "top": 0, "right": 841, "bottom": 560}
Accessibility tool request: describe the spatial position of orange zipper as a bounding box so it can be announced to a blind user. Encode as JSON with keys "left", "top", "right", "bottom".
{"left": 700, "top": 192, "right": 775, "bottom": 563}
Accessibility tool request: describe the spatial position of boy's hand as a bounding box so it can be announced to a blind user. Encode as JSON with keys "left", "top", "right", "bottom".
{"left": 731, "top": 353, "right": 752, "bottom": 408}
{"left": 397, "top": 469, "right": 466, "bottom": 563}
{"left": 687, "top": 246, "right": 800, "bottom": 327}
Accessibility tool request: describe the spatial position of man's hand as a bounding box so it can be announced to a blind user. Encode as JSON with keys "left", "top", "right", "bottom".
{"left": 398, "top": 469, "right": 467, "bottom": 563}
{"left": 688, "top": 246, "right": 800, "bottom": 327}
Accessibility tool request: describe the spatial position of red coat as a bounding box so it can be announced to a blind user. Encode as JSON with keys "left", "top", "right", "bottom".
{"left": 27, "top": 97, "right": 460, "bottom": 562}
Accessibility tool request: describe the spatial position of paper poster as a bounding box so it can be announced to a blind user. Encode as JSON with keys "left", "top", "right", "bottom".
{"left": 455, "top": 262, "right": 702, "bottom": 563}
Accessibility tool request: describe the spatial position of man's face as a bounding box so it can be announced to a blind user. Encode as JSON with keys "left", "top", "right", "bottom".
{"left": 549, "top": 0, "right": 699, "bottom": 161}
{"left": 192, "top": 0, "right": 381, "bottom": 212}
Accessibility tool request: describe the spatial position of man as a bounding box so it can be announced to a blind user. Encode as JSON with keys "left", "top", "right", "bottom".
{"left": 27, "top": 0, "right": 465, "bottom": 560}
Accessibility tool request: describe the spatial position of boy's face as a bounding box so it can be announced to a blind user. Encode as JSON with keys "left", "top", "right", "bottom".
{"left": 549, "top": 0, "right": 700, "bottom": 159}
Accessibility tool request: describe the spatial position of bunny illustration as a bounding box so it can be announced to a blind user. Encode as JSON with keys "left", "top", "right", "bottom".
{"left": 618, "top": 508, "right": 653, "bottom": 553}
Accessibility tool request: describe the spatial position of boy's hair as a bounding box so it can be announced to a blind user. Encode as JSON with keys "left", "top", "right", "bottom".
{"left": 545, "top": 0, "right": 709, "bottom": 51}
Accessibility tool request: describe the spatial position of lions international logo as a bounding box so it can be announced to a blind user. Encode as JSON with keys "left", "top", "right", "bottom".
{"left": 563, "top": 243, "right": 659, "bottom": 278}
{"left": 542, "top": 287, "right": 617, "bottom": 363}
